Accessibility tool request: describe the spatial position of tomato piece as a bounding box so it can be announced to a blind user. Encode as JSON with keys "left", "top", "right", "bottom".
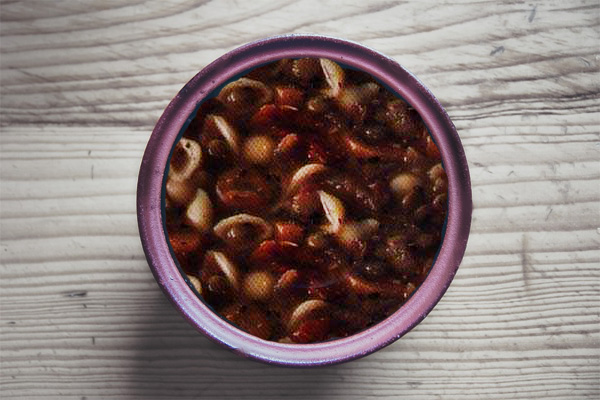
{"left": 249, "top": 240, "right": 300, "bottom": 264}
{"left": 215, "top": 168, "right": 274, "bottom": 211}
{"left": 249, "top": 104, "right": 279, "bottom": 126}
{"left": 275, "top": 86, "right": 304, "bottom": 108}
{"left": 291, "top": 318, "right": 330, "bottom": 343}
{"left": 249, "top": 240, "right": 281, "bottom": 263}
{"left": 249, "top": 104, "right": 299, "bottom": 128}
{"left": 222, "top": 304, "right": 272, "bottom": 340}
{"left": 168, "top": 230, "right": 201, "bottom": 255}
{"left": 274, "top": 221, "right": 304, "bottom": 244}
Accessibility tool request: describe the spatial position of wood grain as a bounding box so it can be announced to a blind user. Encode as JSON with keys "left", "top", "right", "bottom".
{"left": 1, "top": 0, "right": 599, "bottom": 399}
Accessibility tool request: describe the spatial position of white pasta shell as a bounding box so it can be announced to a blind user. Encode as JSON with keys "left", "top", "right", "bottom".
{"left": 207, "top": 250, "right": 241, "bottom": 291}
{"left": 186, "top": 189, "right": 213, "bottom": 233}
{"left": 208, "top": 115, "right": 241, "bottom": 155}
{"left": 169, "top": 138, "right": 202, "bottom": 181}
{"left": 286, "top": 163, "right": 327, "bottom": 195}
{"left": 390, "top": 173, "right": 419, "bottom": 200}
{"left": 213, "top": 213, "right": 274, "bottom": 243}
{"left": 217, "top": 77, "right": 274, "bottom": 106}
{"left": 186, "top": 274, "right": 203, "bottom": 295}
{"left": 320, "top": 58, "right": 345, "bottom": 98}
{"left": 317, "top": 191, "right": 345, "bottom": 233}
{"left": 287, "top": 299, "right": 328, "bottom": 331}
{"left": 336, "top": 218, "right": 379, "bottom": 246}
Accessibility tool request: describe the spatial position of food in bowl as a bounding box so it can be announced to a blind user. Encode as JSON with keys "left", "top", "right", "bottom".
{"left": 164, "top": 57, "right": 447, "bottom": 343}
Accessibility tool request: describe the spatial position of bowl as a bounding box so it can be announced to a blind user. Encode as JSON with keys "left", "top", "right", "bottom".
{"left": 137, "top": 34, "right": 472, "bottom": 367}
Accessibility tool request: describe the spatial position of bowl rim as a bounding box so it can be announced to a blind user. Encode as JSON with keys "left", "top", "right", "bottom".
{"left": 137, "top": 34, "right": 472, "bottom": 367}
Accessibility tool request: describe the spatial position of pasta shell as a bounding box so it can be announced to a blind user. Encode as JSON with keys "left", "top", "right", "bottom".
{"left": 320, "top": 58, "right": 345, "bottom": 98}
{"left": 186, "top": 189, "right": 213, "bottom": 233}
{"left": 287, "top": 299, "right": 328, "bottom": 331}
{"left": 207, "top": 250, "right": 241, "bottom": 291}
{"left": 317, "top": 191, "right": 345, "bottom": 233}
{"left": 286, "top": 163, "right": 327, "bottom": 195}
{"left": 207, "top": 115, "right": 241, "bottom": 155}
{"left": 168, "top": 138, "right": 203, "bottom": 181}
{"left": 217, "top": 77, "right": 273, "bottom": 107}
{"left": 213, "top": 213, "right": 274, "bottom": 244}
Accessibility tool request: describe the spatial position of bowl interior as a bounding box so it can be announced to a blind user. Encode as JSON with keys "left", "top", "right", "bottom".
{"left": 137, "top": 35, "right": 471, "bottom": 366}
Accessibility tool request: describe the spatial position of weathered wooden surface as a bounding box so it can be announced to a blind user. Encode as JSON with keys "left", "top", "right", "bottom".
{"left": 1, "top": 1, "right": 599, "bottom": 399}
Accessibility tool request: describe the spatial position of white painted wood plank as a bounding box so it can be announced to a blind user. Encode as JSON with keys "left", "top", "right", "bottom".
{"left": 1, "top": 0, "right": 599, "bottom": 399}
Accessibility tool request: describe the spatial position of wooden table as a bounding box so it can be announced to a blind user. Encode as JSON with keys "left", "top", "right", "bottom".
{"left": 1, "top": 1, "right": 598, "bottom": 398}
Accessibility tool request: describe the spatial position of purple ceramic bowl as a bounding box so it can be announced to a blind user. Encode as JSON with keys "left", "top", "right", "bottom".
{"left": 137, "top": 34, "right": 471, "bottom": 367}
